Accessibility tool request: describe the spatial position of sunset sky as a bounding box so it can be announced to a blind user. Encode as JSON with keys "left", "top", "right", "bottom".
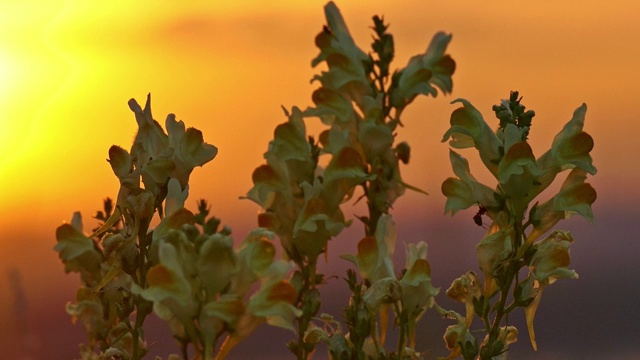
{"left": 0, "top": 0, "right": 638, "bottom": 358}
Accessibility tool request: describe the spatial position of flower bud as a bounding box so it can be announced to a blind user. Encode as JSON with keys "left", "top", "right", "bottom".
{"left": 395, "top": 141, "right": 411, "bottom": 164}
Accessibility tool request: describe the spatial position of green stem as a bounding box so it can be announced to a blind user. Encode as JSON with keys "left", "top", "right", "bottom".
{"left": 293, "top": 260, "right": 319, "bottom": 360}
{"left": 131, "top": 217, "right": 152, "bottom": 360}
{"left": 131, "top": 326, "right": 140, "bottom": 360}
{"left": 362, "top": 180, "right": 384, "bottom": 237}
{"left": 376, "top": 70, "right": 389, "bottom": 122}
{"left": 368, "top": 201, "right": 382, "bottom": 237}
{"left": 483, "top": 220, "right": 524, "bottom": 358}
{"left": 180, "top": 339, "right": 189, "bottom": 360}
{"left": 370, "top": 316, "right": 383, "bottom": 355}
{"left": 396, "top": 307, "right": 406, "bottom": 358}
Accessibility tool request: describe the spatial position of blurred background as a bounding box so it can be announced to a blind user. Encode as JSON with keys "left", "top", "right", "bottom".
{"left": 0, "top": 0, "right": 638, "bottom": 359}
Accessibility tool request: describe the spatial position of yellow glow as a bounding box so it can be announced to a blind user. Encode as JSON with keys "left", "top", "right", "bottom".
{"left": 0, "top": 0, "right": 629, "bottom": 209}
{"left": 0, "top": 53, "right": 17, "bottom": 98}
{"left": 0, "top": 0, "right": 633, "bottom": 217}
{"left": 0, "top": 53, "right": 21, "bottom": 152}
{"left": 0, "top": 1, "right": 67, "bottom": 188}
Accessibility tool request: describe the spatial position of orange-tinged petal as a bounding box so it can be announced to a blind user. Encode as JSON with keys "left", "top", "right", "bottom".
{"left": 498, "top": 141, "right": 541, "bottom": 184}
{"left": 525, "top": 286, "right": 544, "bottom": 351}
{"left": 202, "top": 295, "right": 245, "bottom": 325}
{"left": 198, "top": 235, "right": 237, "bottom": 298}
{"left": 441, "top": 177, "right": 473, "bottom": 214}
{"left": 550, "top": 104, "right": 596, "bottom": 175}
{"left": 147, "top": 265, "right": 181, "bottom": 291}
{"left": 153, "top": 208, "right": 195, "bottom": 242}
{"left": 553, "top": 182, "right": 597, "bottom": 223}
{"left": 270, "top": 121, "right": 310, "bottom": 163}
{"left": 266, "top": 281, "right": 298, "bottom": 304}
{"left": 443, "top": 99, "right": 502, "bottom": 176}
{"left": 309, "top": 87, "right": 355, "bottom": 124}
{"left": 390, "top": 32, "right": 454, "bottom": 109}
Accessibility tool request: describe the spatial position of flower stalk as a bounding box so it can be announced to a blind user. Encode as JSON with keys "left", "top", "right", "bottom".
{"left": 441, "top": 92, "right": 596, "bottom": 359}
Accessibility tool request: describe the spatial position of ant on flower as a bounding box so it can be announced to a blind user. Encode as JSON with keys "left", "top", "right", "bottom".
{"left": 473, "top": 204, "right": 488, "bottom": 228}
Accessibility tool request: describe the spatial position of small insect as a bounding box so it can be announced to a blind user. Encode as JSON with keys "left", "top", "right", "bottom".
{"left": 473, "top": 204, "right": 487, "bottom": 227}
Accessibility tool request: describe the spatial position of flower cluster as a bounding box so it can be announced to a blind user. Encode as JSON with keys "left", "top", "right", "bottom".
{"left": 133, "top": 210, "right": 300, "bottom": 359}
{"left": 249, "top": 2, "right": 453, "bottom": 358}
{"left": 335, "top": 215, "right": 438, "bottom": 358}
{"left": 246, "top": 106, "right": 361, "bottom": 265}
{"left": 244, "top": 102, "right": 371, "bottom": 358}
{"left": 306, "top": 2, "right": 454, "bottom": 236}
{"left": 440, "top": 92, "right": 597, "bottom": 359}
{"left": 55, "top": 96, "right": 298, "bottom": 360}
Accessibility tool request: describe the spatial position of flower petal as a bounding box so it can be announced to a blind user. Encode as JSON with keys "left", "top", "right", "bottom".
{"left": 390, "top": 32, "right": 455, "bottom": 109}
{"left": 443, "top": 99, "right": 502, "bottom": 176}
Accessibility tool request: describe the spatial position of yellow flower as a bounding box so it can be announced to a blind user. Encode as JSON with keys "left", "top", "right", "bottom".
{"left": 476, "top": 227, "right": 513, "bottom": 295}
{"left": 524, "top": 230, "right": 578, "bottom": 351}
{"left": 132, "top": 240, "right": 198, "bottom": 322}
{"left": 527, "top": 168, "right": 597, "bottom": 243}
{"left": 341, "top": 215, "right": 396, "bottom": 283}
{"left": 231, "top": 229, "right": 278, "bottom": 296}
{"left": 128, "top": 94, "right": 169, "bottom": 168}
{"left": 321, "top": 145, "right": 370, "bottom": 209}
{"left": 400, "top": 242, "right": 439, "bottom": 348}
{"left": 197, "top": 233, "right": 237, "bottom": 300}
{"left": 54, "top": 212, "right": 102, "bottom": 285}
{"left": 400, "top": 242, "right": 439, "bottom": 319}
{"left": 442, "top": 99, "right": 502, "bottom": 177}
{"left": 440, "top": 312, "right": 476, "bottom": 360}
{"left": 311, "top": 1, "right": 371, "bottom": 108}
{"left": 165, "top": 113, "right": 218, "bottom": 188}
{"left": 446, "top": 271, "right": 481, "bottom": 327}
{"left": 164, "top": 177, "right": 189, "bottom": 217}
{"left": 390, "top": 32, "right": 455, "bottom": 110}
{"left": 530, "top": 230, "right": 577, "bottom": 284}
{"left": 65, "top": 287, "right": 105, "bottom": 345}
{"left": 442, "top": 150, "right": 501, "bottom": 215}
{"left": 534, "top": 103, "right": 596, "bottom": 199}
{"left": 217, "top": 261, "right": 301, "bottom": 359}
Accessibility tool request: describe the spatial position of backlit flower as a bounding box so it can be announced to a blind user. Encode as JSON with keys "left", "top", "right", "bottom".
{"left": 442, "top": 150, "right": 501, "bottom": 215}
{"left": 132, "top": 240, "right": 197, "bottom": 322}
{"left": 390, "top": 32, "right": 455, "bottom": 111}
{"left": 311, "top": 1, "right": 371, "bottom": 109}
{"left": 524, "top": 230, "right": 578, "bottom": 350}
{"left": 442, "top": 99, "right": 502, "bottom": 177}
{"left": 446, "top": 271, "right": 481, "bottom": 327}
{"left": 54, "top": 212, "right": 102, "bottom": 285}
{"left": 341, "top": 215, "right": 396, "bottom": 283}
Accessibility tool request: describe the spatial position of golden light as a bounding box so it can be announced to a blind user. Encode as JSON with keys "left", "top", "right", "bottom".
{"left": 0, "top": 1, "right": 72, "bottom": 207}
{"left": 0, "top": 53, "right": 22, "bottom": 157}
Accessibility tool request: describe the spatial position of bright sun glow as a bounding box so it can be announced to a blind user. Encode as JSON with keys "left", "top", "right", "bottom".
{"left": 0, "top": 53, "right": 16, "bottom": 96}
{"left": 0, "top": 1, "right": 71, "bottom": 203}
{"left": 0, "top": 53, "right": 26, "bottom": 168}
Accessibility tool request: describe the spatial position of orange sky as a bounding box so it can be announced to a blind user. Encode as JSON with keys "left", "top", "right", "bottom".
{"left": 1, "top": 0, "right": 634, "bottom": 223}
{"left": 0, "top": 0, "right": 638, "bottom": 358}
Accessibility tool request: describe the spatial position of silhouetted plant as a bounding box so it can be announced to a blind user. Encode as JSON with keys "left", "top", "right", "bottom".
{"left": 54, "top": 3, "right": 596, "bottom": 360}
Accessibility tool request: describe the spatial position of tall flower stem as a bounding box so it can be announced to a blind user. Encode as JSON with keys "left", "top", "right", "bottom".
{"left": 131, "top": 217, "right": 153, "bottom": 360}
{"left": 291, "top": 260, "right": 320, "bottom": 360}
{"left": 483, "top": 217, "right": 523, "bottom": 358}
